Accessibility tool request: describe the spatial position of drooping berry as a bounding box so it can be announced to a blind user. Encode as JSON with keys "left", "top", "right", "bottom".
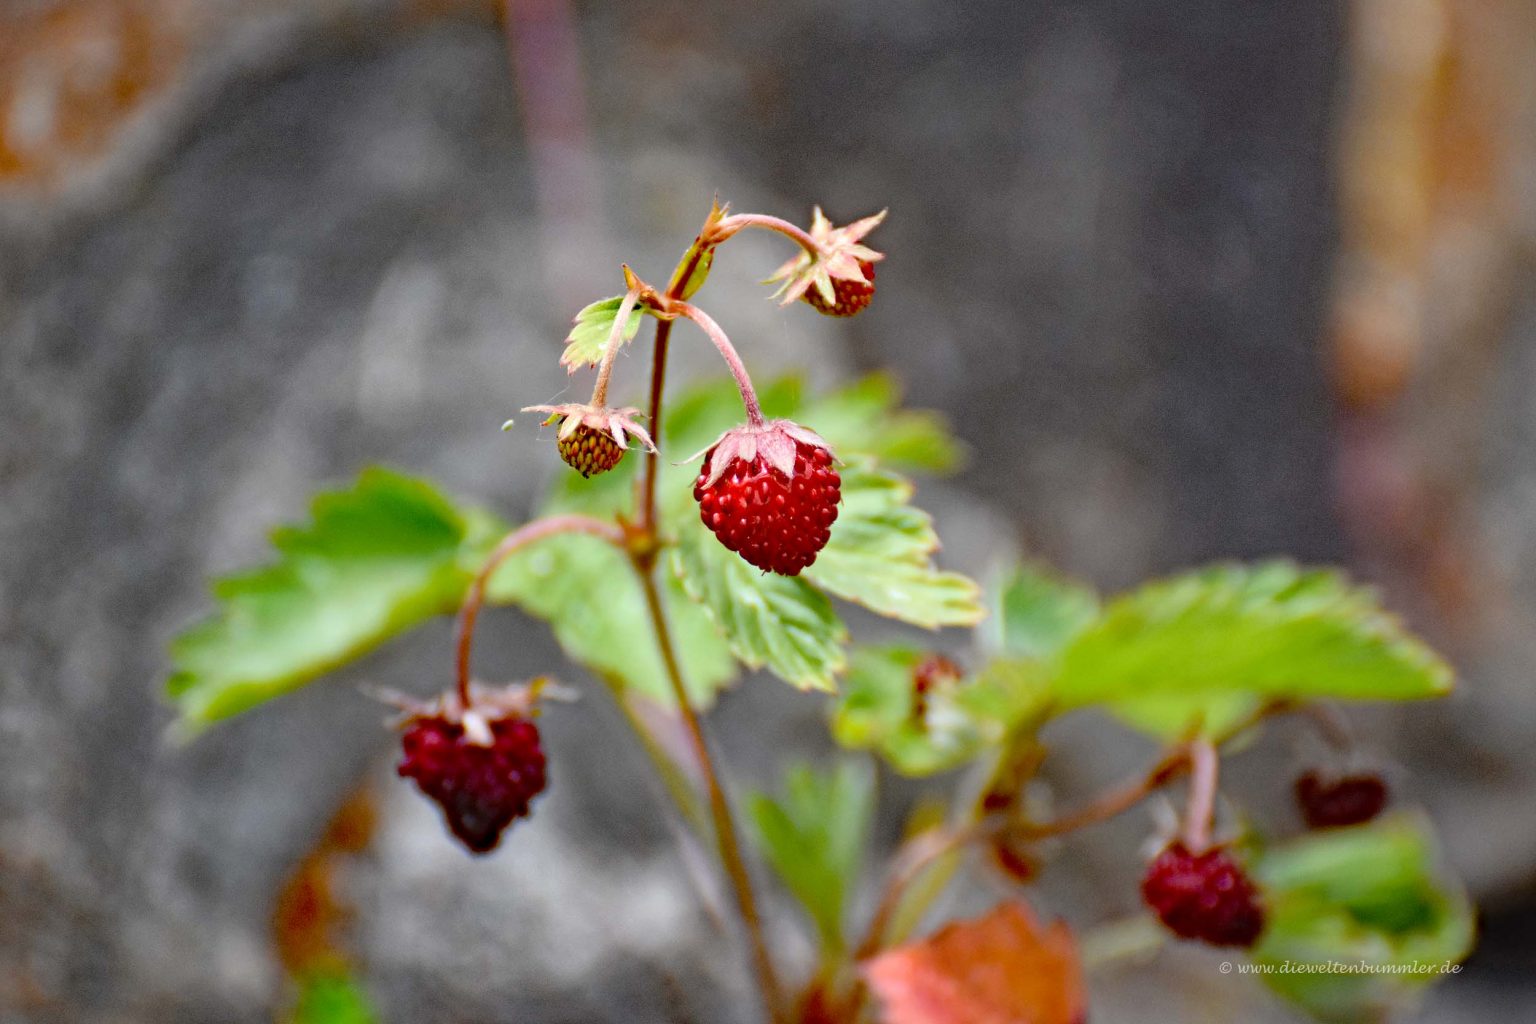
{"left": 1141, "top": 842, "right": 1265, "bottom": 947}
{"left": 1294, "top": 770, "right": 1388, "bottom": 829}
{"left": 557, "top": 423, "right": 625, "bottom": 478}
{"left": 692, "top": 420, "right": 841, "bottom": 576}
{"left": 803, "top": 259, "right": 875, "bottom": 317}
{"left": 395, "top": 689, "right": 549, "bottom": 854}
{"left": 521, "top": 402, "right": 655, "bottom": 479}
{"left": 766, "top": 206, "right": 885, "bottom": 316}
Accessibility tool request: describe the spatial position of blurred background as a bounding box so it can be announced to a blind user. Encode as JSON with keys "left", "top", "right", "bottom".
{"left": 2, "top": 0, "right": 1535, "bottom": 1021}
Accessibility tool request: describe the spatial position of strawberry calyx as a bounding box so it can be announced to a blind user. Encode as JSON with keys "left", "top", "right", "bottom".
{"left": 522, "top": 402, "right": 656, "bottom": 477}
{"left": 764, "top": 207, "right": 886, "bottom": 310}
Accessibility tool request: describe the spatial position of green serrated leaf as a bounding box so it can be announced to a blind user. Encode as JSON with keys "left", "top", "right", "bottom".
{"left": 672, "top": 515, "right": 847, "bottom": 692}
{"left": 560, "top": 295, "right": 644, "bottom": 372}
{"left": 659, "top": 373, "right": 962, "bottom": 477}
{"left": 805, "top": 460, "right": 984, "bottom": 629}
{"left": 831, "top": 647, "right": 1047, "bottom": 776}
{"left": 289, "top": 972, "right": 378, "bottom": 1024}
{"left": 801, "top": 373, "right": 965, "bottom": 474}
{"left": 747, "top": 759, "right": 874, "bottom": 951}
{"left": 988, "top": 562, "right": 1100, "bottom": 660}
{"left": 1252, "top": 815, "right": 1474, "bottom": 1022}
{"left": 486, "top": 532, "right": 736, "bottom": 707}
{"left": 166, "top": 468, "right": 495, "bottom": 731}
{"left": 1052, "top": 562, "right": 1453, "bottom": 738}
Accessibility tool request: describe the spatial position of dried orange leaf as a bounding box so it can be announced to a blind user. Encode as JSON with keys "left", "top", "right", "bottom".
{"left": 864, "top": 901, "right": 1086, "bottom": 1024}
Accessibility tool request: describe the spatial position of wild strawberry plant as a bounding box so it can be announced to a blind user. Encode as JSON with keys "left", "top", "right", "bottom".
{"left": 167, "top": 201, "right": 1473, "bottom": 1024}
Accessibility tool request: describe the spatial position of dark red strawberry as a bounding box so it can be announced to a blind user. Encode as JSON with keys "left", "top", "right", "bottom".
{"left": 396, "top": 695, "right": 548, "bottom": 854}
{"left": 803, "top": 259, "right": 875, "bottom": 317}
{"left": 1141, "top": 842, "right": 1265, "bottom": 947}
{"left": 693, "top": 420, "right": 840, "bottom": 576}
{"left": 1295, "top": 770, "right": 1389, "bottom": 829}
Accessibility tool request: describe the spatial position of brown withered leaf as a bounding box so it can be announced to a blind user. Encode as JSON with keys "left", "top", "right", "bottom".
{"left": 864, "top": 901, "right": 1086, "bottom": 1024}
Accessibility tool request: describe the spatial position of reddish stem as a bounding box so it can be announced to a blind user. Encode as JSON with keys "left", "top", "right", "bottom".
{"left": 1182, "top": 739, "right": 1220, "bottom": 852}
{"left": 635, "top": 561, "right": 786, "bottom": 1022}
{"left": 672, "top": 301, "right": 765, "bottom": 427}
{"left": 453, "top": 515, "right": 626, "bottom": 705}
{"left": 711, "top": 213, "right": 823, "bottom": 257}
{"left": 591, "top": 288, "right": 641, "bottom": 408}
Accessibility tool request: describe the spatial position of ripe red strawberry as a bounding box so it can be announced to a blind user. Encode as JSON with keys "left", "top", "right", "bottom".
{"left": 1141, "top": 842, "right": 1265, "bottom": 947}
{"left": 803, "top": 259, "right": 875, "bottom": 317}
{"left": 693, "top": 420, "right": 840, "bottom": 576}
{"left": 395, "top": 689, "right": 549, "bottom": 854}
{"left": 1295, "top": 770, "right": 1388, "bottom": 829}
{"left": 558, "top": 424, "right": 624, "bottom": 478}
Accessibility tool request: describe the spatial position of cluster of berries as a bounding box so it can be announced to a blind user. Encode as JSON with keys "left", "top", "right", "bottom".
{"left": 398, "top": 206, "right": 884, "bottom": 853}
{"left": 531, "top": 207, "right": 883, "bottom": 578}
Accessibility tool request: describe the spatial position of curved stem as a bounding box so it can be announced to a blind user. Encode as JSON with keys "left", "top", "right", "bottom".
{"left": 854, "top": 746, "right": 1189, "bottom": 965}
{"left": 673, "top": 301, "right": 765, "bottom": 427}
{"left": 1018, "top": 747, "right": 1190, "bottom": 841}
{"left": 453, "top": 515, "right": 626, "bottom": 705}
{"left": 1182, "top": 738, "right": 1220, "bottom": 852}
{"left": 635, "top": 559, "right": 786, "bottom": 1023}
{"left": 591, "top": 287, "right": 641, "bottom": 408}
{"left": 712, "top": 213, "right": 823, "bottom": 257}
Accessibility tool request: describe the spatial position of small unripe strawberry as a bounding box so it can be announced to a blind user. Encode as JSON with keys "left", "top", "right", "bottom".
{"left": 803, "top": 259, "right": 875, "bottom": 317}
{"left": 393, "top": 685, "right": 549, "bottom": 854}
{"left": 766, "top": 207, "right": 885, "bottom": 316}
{"left": 693, "top": 420, "right": 840, "bottom": 576}
{"left": 1294, "top": 770, "right": 1388, "bottom": 829}
{"left": 557, "top": 423, "right": 625, "bottom": 478}
{"left": 1141, "top": 842, "right": 1265, "bottom": 947}
{"left": 521, "top": 402, "right": 655, "bottom": 479}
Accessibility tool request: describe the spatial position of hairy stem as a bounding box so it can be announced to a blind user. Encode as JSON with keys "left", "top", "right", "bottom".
{"left": 636, "top": 561, "right": 785, "bottom": 1023}
{"left": 1182, "top": 738, "right": 1220, "bottom": 852}
{"left": 590, "top": 287, "right": 641, "bottom": 408}
{"left": 453, "top": 515, "right": 626, "bottom": 705}
{"left": 711, "top": 213, "right": 823, "bottom": 257}
{"left": 673, "top": 301, "right": 765, "bottom": 427}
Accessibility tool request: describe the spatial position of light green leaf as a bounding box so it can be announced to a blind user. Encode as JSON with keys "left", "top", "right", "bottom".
{"left": 486, "top": 533, "right": 736, "bottom": 707}
{"left": 801, "top": 373, "right": 965, "bottom": 474}
{"left": 1053, "top": 562, "right": 1453, "bottom": 737}
{"left": 747, "top": 759, "right": 874, "bottom": 951}
{"left": 289, "top": 972, "right": 378, "bottom": 1024}
{"left": 672, "top": 515, "right": 847, "bottom": 692}
{"left": 989, "top": 562, "right": 1100, "bottom": 660}
{"left": 560, "top": 294, "right": 644, "bottom": 372}
{"left": 1108, "top": 693, "right": 1263, "bottom": 740}
{"left": 166, "top": 469, "right": 496, "bottom": 731}
{"left": 805, "top": 461, "right": 984, "bottom": 629}
{"left": 1252, "top": 815, "right": 1474, "bottom": 1022}
{"left": 661, "top": 373, "right": 963, "bottom": 477}
{"left": 831, "top": 647, "right": 1048, "bottom": 776}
